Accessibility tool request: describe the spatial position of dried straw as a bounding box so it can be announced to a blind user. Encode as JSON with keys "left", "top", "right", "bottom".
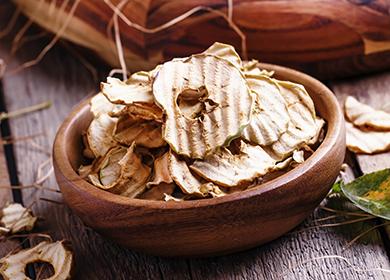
{"left": 11, "top": 19, "right": 33, "bottom": 54}
{"left": 8, "top": 0, "right": 81, "bottom": 75}
{"left": 104, "top": 0, "right": 247, "bottom": 59}
{"left": 281, "top": 255, "right": 390, "bottom": 278}
{"left": 0, "top": 101, "right": 51, "bottom": 123}
{"left": 0, "top": 7, "right": 21, "bottom": 39}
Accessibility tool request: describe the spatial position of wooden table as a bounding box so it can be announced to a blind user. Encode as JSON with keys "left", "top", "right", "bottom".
{"left": 1, "top": 4, "right": 390, "bottom": 279}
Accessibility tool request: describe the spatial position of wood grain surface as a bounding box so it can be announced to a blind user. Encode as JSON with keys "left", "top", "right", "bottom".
{"left": 0, "top": 2, "right": 390, "bottom": 278}
{"left": 11, "top": 0, "right": 390, "bottom": 79}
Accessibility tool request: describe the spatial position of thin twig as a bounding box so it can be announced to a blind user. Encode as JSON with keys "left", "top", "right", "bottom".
{"left": 344, "top": 221, "right": 390, "bottom": 250}
{"left": 40, "top": 197, "right": 63, "bottom": 205}
{"left": 11, "top": 19, "right": 33, "bottom": 54}
{"left": 0, "top": 132, "right": 45, "bottom": 145}
{"left": 0, "top": 8, "right": 21, "bottom": 38}
{"left": 320, "top": 206, "right": 371, "bottom": 217}
{"left": 292, "top": 216, "right": 377, "bottom": 235}
{"left": 0, "top": 58, "right": 6, "bottom": 78}
{"left": 104, "top": 0, "right": 247, "bottom": 59}
{"left": 280, "top": 255, "right": 390, "bottom": 278}
{"left": 8, "top": 0, "right": 81, "bottom": 75}
{"left": 113, "top": 0, "right": 128, "bottom": 80}
{"left": 61, "top": 41, "right": 98, "bottom": 84}
{"left": 0, "top": 101, "right": 51, "bottom": 122}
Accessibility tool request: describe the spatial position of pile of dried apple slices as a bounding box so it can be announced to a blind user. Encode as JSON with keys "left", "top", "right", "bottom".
{"left": 79, "top": 43, "right": 325, "bottom": 201}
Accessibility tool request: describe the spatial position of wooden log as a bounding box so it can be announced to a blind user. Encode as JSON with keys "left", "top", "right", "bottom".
{"left": 1, "top": 24, "right": 390, "bottom": 279}
{"left": 12, "top": 0, "right": 390, "bottom": 79}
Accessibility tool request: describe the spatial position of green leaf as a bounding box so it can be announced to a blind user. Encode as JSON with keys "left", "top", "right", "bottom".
{"left": 331, "top": 180, "right": 343, "bottom": 193}
{"left": 341, "top": 169, "right": 390, "bottom": 220}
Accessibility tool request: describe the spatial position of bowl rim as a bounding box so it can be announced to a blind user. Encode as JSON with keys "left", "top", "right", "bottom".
{"left": 53, "top": 62, "right": 344, "bottom": 210}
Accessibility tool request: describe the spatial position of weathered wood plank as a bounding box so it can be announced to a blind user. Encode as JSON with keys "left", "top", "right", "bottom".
{"left": 331, "top": 71, "right": 390, "bottom": 244}
{"left": 1, "top": 11, "right": 389, "bottom": 279}
{"left": 0, "top": 144, "right": 19, "bottom": 258}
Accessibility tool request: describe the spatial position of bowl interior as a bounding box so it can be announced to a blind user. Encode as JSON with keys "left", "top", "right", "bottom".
{"left": 57, "top": 63, "right": 343, "bottom": 206}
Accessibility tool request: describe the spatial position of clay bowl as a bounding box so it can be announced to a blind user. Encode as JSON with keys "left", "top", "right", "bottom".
{"left": 53, "top": 63, "right": 345, "bottom": 257}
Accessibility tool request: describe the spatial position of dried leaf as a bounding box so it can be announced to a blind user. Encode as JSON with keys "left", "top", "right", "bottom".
{"left": 0, "top": 203, "right": 37, "bottom": 235}
{"left": 86, "top": 113, "right": 117, "bottom": 158}
{"left": 242, "top": 75, "right": 290, "bottom": 145}
{"left": 190, "top": 141, "right": 276, "bottom": 187}
{"left": 345, "top": 96, "right": 390, "bottom": 131}
{"left": 101, "top": 72, "right": 154, "bottom": 105}
{"left": 153, "top": 54, "right": 253, "bottom": 159}
{"left": 346, "top": 122, "right": 390, "bottom": 154}
{"left": 341, "top": 169, "right": 390, "bottom": 220}
{"left": 0, "top": 241, "right": 72, "bottom": 280}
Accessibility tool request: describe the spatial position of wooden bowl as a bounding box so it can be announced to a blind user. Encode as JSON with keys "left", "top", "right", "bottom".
{"left": 53, "top": 63, "right": 345, "bottom": 257}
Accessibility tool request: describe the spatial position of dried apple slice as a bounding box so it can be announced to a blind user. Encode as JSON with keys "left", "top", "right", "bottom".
{"left": 0, "top": 241, "right": 72, "bottom": 280}
{"left": 202, "top": 42, "right": 242, "bottom": 68}
{"left": 0, "top": 203, "right": 37, "bottom": 235}
{"left": 110, "top": 102, "right": 163, "bottom": 123}
{"left": 113, "top": 115, "right": 165, "bottom": 148}
{"left": 139, "top": 183, "right": 176, "bottom": 200}
{"left": 101, "top": 72, "right": 154, "bottom": 105}
{"left": 268, "top": 80, "right": 318, "bottom": 159}
{"left": 90, "top": 92, "right": 124, "bottom": 117}
{"left": 88, "top": 144, "right": 151, "bottom": 198}
{"left": 168, "top": 151, "right": 216, "bottom": 195}
{"left": 153, "top": 54, "right": 253, "bottom": 159}
{"left": 190, "top": 141, "right": 276, "bottom": 187}
{"left": 146, "top": 153, "right": 173, "bottom": 188}
{"left": 346, "top": 122, "right": 390, "bottom": 154}
{"left": 86, "top": 113, "right": 117, "bottom": 158}
{"left": 242, "top": 75, "right": 290, "bottom": 145}
{"left": 242, "top": 60, "right": 274, "bottom": 76}
{"left": 345, "top": 96, "right": 390, "bottom": 130}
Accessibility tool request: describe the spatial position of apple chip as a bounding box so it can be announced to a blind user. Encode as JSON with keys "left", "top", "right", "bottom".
{"left": 86, "top": 113, "right": 117, "bottom": 158}
{"left": 345, "top": 96, "right": 390, "bottom": 130}
{"left": 110, "top": 102, "right": 163, "bottom": 123}
{"left": 114, "top": 115, "right": 165, "bottom": 148}
{"left": 90, "top": 92, "right": 124, "bottom": 117}
{"left": 101, "top": 72, "right": 154, "bottom": 105}
{"left": 153, "top": 54, "right": 253, "bottom": 159}
{"left": 268, "top": 80, "right": 318, "bottom": 159}
{"left": 190, "top": 141, "right": 276, "bottom": 187}
{"left": 168, "top": 151, "right": 215, "bottom": 195}
{"left": 146, "top": 153, "right": 173, "bottom": 188}
{"left": 0, "top": 241, "right": 72, "bottom": 280}
{"left": 88, "top": 144, "right": 151, "bottom": 198}
{"left": 202, "top": 42, "right": 242, "bottom": 68}
{"left": 139, "top": 183, "right": 176, "bottom": 200}
{"left": 242, "top": 75, "right": 290, "bottom": 145}
{"left": 346, "top": 122, "right": 390, "bottom": 154}
{"left": 292, "top": 150, "right": 305, "bottom": 164}
{"left": 243, "top": 60, "right": 274, "bottom": 77}
{"left": 0, "top": 203, "right": 37, "bottom": 235}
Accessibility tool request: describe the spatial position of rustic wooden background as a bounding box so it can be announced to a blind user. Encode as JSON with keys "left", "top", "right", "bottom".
{"left": 0, "top": 2, "right": 389, "bottom": 279}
